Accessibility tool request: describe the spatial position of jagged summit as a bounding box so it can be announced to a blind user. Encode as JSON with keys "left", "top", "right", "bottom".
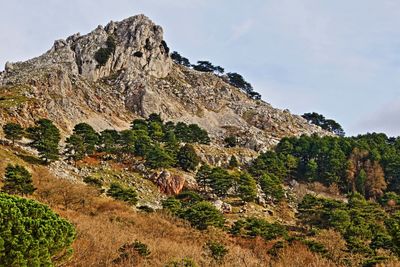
{"left": 2, "top": 14, "right": 171, "bottom": 83}
{"left": 0, "top": 14, "right": 329, "bottom": 151}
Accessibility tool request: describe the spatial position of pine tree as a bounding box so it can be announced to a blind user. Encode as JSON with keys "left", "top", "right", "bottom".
{"left": 209, "top": 167, "right": 234, "bottom": 197}
{"left": 237, "top": 172, "right": 257, "bottom": 202}
{"left": 356, "top": 169, "right": 367, "bottom": 196}
{"left": 65, "top": 123, "right": 99, "bottom": 161}
{"left": 260, "top": 173, "right": 284, "bottom": 201}
{"left": 3, "top": 122, "right": 24, "bottom": 144}
{"left": 196, "top": 164, "right": 212, "bottom": 191}
{"left": 177, "top": 144, "right": 200, "bottom": 171}
{"left": 99, "top": 129, "right": 120, "bottom": 153}
{"left": 145, "top": 145, "right": 175, "bottom": 169}
{"left": 0, "top": 193, "right": 75, "bottom": 266}
{"left": 164, "top": 130, "right": 180, "bottom": 158}
{"left": 26, "top": 119, "right": 61, "bottom": 163}
{"left": 2, "top": 164, "right": 35, "bottom": 196}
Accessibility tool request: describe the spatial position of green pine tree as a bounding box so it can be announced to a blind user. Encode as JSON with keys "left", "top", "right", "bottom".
{"left": 3, "top": 122, "right": 24, "bottom": 145}
{"left": 26, "top": 119, "right": 61, "bottom": 163}
{"left": 2, "top": 164, "right": 35, "bottom": 196}
{"left": 177, "top": 144, "right": 200, "bottom": 171}
{"left": 237, "top": 172, "right": 257, "bottom": 202}
{"left": 0, "top": 193, "right": 75, "bottom": 266}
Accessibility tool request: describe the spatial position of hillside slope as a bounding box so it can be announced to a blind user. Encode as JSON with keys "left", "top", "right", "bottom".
{"left": 0, "top": 14, "right": 328, "bottom": 151}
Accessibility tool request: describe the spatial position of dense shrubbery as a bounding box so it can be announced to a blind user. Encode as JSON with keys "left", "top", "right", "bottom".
{"left": 205, "top": 241, "right": 228, "bottom": 263}
{"left": 0, "top": 193, "right": 76, "bottom": 266}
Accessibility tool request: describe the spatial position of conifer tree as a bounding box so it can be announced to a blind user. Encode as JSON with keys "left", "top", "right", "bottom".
{"left": 2, "top": 164, "right": 35, "bottom": 196}
{"left": 3, "top": 122, "right": 24, "bottom": 144}
{"left": 177, "top": 144, "right": 200, "bottom": 171}
{"left": 26, "top": 119, "right": 61, "bottom": 163}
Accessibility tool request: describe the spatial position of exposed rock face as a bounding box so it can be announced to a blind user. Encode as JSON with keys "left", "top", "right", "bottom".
{"left": 150, "top": 170, "right": 185, "bottom": 195}
{"left": 0, "top": 14, "right": 331, "bottom": 150}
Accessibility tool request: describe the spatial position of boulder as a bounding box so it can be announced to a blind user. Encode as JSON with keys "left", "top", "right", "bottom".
{"left": 151, "top": 170, "right": 185, "bottom": 195}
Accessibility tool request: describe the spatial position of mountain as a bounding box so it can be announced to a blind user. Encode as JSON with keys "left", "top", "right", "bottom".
{"left": 3, "top": 14, "right": 399, "bottom": 267}
{"left": 0, "top": 14, "right": 328, "bottom": 151}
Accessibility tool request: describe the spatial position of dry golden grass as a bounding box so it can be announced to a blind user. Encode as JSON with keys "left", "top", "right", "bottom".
{"left": 29, "top": 166, "right": 269, "bottom": 266}
{"left": 272, "top": 242, "right": 338, "bottom": 267}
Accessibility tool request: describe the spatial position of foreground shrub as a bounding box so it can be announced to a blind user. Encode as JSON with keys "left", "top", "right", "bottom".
{"left": 0, "top": 193, "right": 76, "bottom": 266}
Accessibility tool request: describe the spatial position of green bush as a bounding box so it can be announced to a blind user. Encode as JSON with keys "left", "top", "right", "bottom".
{"left": 205, "top": 241, "right": 228, "bottom": 263}
{"left": 145, "top": 145, "right": 175, "bottom": 169}
{"left": 175, "top": 191, "right": 203, "bottom": 206}
{"left": 0, "top": 193, "right": 76, "bottom": 266}
{"left": 224, "top": 136, "right": 237, "bottom": 148}
{"left": 182, "top": 201, "right": 225, "bottom": 230}
{"left": 237, "top": 172, "right": 257, "bottom": 202}
{"left": 162, "top": 197, "right": 182, "bottom": 215}
{"left": 231, "top": 217, "right": 287, "bottom": 241}
{"left": 228, "top": 155, "right": 239, "bottom": 169}
{"left": 107, "top": 183, "right": 138, "bottom": 205}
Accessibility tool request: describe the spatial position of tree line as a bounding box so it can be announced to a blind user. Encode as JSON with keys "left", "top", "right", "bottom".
{"left": 171, "top": 51, "right": 261, "bottom": 100}
{"left": 249, "top": 132, "right": 400, "bottom": 200}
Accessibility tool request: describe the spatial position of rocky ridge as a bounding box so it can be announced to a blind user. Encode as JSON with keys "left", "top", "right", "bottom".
{"left": 0, "top": 14, "right": 330, "bottom": 151}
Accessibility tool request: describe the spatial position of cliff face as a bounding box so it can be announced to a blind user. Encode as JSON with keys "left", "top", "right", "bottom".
{"left": 0, "top": 14, "right": 329, "bottom": 151}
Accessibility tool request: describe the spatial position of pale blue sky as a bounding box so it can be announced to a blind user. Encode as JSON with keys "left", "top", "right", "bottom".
{"left": 1, "top": 0, "right": 400, "bottom": 136}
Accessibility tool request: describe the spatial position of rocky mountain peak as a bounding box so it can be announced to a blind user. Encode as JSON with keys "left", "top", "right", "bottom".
{"left": 0, "top": 14, "right": 330, "bottom": 151}
{"left": 2, "top": 14, "right": 171, "bottom": 84}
